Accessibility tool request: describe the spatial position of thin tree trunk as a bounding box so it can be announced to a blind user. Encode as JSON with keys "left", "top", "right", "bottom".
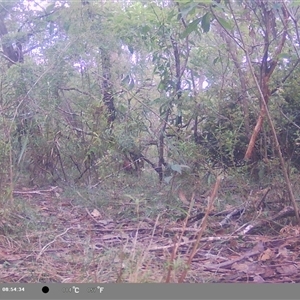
{"left": 101, "top": 48, "right": 116, "bottom": 125}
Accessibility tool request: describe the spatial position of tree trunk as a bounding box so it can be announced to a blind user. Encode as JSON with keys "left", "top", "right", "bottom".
{"left": 101, "top": 48, "right": 116, "bottom": 125}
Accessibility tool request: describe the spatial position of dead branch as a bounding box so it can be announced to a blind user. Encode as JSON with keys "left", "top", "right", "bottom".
{"left": 237, "top": 206, "right": 295, "bottom": 235}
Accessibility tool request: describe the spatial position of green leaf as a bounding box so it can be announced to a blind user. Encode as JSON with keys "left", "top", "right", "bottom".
{"left": 158, "top": 81, "right": 166, "bottom": 91}
{"left": 121, "top": 74, "right": 130, "bottom": 86}
{"left": 152, "top": 97, "right": 161, "bottom": 104}
{"left": 167, "top": 10, "right": 177, "bottom": 22}
{"left": 201, "top": 12, "right": 211, "bottom": 33}
{"left": 164, "top": 176, "right": 173, "bottom": 184}
{"left": 128, "top": 78, "right": 135, "bottom": 90}
{"left": 49, "top": 21, "right": 54, "bottom": 36}
{"left": 128, "top": 45, "right": 134, "bottom": 54}
{"left": 63, "top": 21, "right": 70, "bottom": 33}
{"left": 213, "top": 57, "right": 219, "bottom": 65}
{"left": 141, "top": 25, "right": 150, "bottom": 34}
{"left": 159, "top": 101, "right": 169, "bottom": 115}
{"left": 121, "top": 74, "right": 134, "bottom": 91}
{"left": 171, "top": 164, "right": 182, "bottom": 174}
{"left": 217, "top": 17, "right": 233, "bottom": 30}
{"left": 181, "top": 17, "right": 201, "bottom": 38}
{"left": 180, "top": 3, "right": 197, "bottom": 18}
{"left": 45, "top": 3, "right": 55, "bottom": 13}
{"left": 277, "top": 53, "right": 290, "bottom": 59}
{"left": 271, "top": 2, "right": 282, "bottom": 10}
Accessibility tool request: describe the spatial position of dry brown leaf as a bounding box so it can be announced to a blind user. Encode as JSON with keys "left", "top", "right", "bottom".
{"left": 276, "top": 264, "right": 298, "bottom": 276}
{"left": 264, "top": 266, "right": 276, "bottom": 277}
{"left": 232, "top": 262, "right": 249, "bottom": 272}
{"left": 280, "top": 225, "right": 300, "bottom": 236}
{"left": 178, "top": 190, "right": 189, "bottom": 205}
{"left": 259, "top": 248, "right": 274, "bottom": 261}
{"left": 253, "top": 275, "right": 265, "bottom": 282}
{"left": 276, "top": 247, "right": 289, "bottom": 258}
{"left": 180, "top": 236, "right": 189, "bottom": 243}
{"left": 91, "top": 209, "right": 101, "bottom": 217}
{"left": 97, "top": 219, "right": 113, "bottom": 225}
{"left": 229, "top": 238, "right": 238, "bottom": 249}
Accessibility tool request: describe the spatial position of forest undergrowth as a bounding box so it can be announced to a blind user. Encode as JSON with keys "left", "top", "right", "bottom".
{"left": 1, "top": 166, "right": 300, "bottom": 283}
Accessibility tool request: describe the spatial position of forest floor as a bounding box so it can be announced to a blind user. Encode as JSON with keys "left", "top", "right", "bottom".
{"left": 1, "top": 170, "right": 300, "bottom": 283}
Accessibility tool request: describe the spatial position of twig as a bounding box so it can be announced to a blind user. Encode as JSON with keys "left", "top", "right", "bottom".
{"left": 178, "top": 175, "right": 223, "bottom": 282}
{"left": 36, "top": 227, "right": 73, "bottom": 261}
{"left": 204, "top": 249, "right": 262, "bottom": 270}
{"left": 13, "top": 186, "right": 58, "bottom": 195}
{"left": 166, "top": 192, "right": 195, "bottom": 283}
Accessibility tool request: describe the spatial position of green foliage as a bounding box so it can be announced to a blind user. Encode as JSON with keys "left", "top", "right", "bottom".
{"left": 201, "top": 12, "right": 211, "bottom": 33}
{"left": 0, "top": 0, "right": 299, "bottom": 189}
{"left": 216, "top": 16, "right": 233, "bottom": 30}
{"left": 181, "top": 17, "right": 202, "bottom": 38}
